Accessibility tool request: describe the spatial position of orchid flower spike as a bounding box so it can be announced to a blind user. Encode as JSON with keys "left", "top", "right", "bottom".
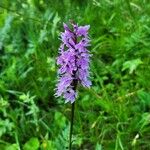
{"left": 55, "top": 22, "right": 91, "bottom": 103}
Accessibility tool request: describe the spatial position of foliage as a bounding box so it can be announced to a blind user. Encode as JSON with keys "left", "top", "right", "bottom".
{"left": 0, "top": 0, "right": 150, "bottom": 149}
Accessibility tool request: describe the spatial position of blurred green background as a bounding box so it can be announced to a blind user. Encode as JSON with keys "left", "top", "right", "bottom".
{"left": 0, "top": 0, "right": 150, "bottom": 150}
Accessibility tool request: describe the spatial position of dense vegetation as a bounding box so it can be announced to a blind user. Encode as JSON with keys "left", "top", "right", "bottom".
{"left": 0, "top": 0, "right": 150, "bottom": 149}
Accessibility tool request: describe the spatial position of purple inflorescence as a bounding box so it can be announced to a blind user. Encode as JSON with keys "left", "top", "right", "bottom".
{"left": 55, "top": 22, "right": 91, "bottom": 103}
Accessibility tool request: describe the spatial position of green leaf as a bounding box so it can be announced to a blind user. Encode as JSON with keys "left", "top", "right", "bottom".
{"left": 139, "top": 113, "right": 150, "bottom": 131}
{"left": 23, "top": 138, "right": 39, "bottom": 150}
{"left": 5, "top": 144, "right": 18, "bottom": 150}
{"left": 0, "top": 119, "right": 14, "bottom": 137}
{"left": 95, "top": 143, "right": 102, "bottom": 150}
{"left": 138, "top": 91, "right": 150, "bottom": 106}
{"left": 54, "top": 112, "right": 66, "bottom": 128}
{"left": 122, "top": 59, "right": 143, "bottom": 74}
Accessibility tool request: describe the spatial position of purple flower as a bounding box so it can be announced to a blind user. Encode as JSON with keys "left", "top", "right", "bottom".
{"left": 55, "top": 22, "right": 91, "bottom": 103}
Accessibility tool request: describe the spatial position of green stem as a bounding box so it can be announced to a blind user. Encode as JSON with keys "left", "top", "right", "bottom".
{"left": 14, "top": 131, "right": 21, "bottom": 150}
{"left": 69, "top": 102, "right": 75, "bottom": 150}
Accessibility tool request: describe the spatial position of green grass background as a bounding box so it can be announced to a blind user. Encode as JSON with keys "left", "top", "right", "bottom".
{"left": 0, "top": 0, "right": 150, "bottom": 149}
